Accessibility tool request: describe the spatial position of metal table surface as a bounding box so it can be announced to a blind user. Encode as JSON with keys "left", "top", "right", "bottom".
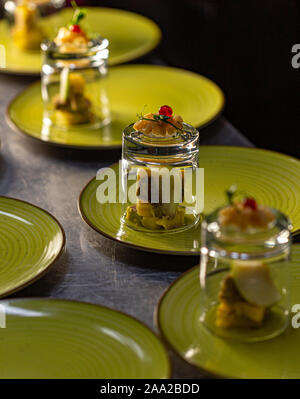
{"left": 0, "top": 73, "right": 253, "bottom": 379}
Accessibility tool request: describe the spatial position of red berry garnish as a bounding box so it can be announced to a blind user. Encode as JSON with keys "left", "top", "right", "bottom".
{"left": 243, "top": 198, "right": 257, "bottom": 210}
{"left": 70, "top": 24, "right": 81, "bottom": 33}
{"left": 159, "top": 105, "right": 173, "bottom": 117}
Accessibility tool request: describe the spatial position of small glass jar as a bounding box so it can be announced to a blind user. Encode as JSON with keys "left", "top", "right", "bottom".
{"left": 41, "top": 37, "right": 110, "bottom": 130}
{"left": 121, "top": 122, "right": 201, "bottom": 233}
{"left": 199, "top": 207, "right": 292, "bottom": 342}
{"left": 4, "top": 0, "right": 65, "bottom": 23}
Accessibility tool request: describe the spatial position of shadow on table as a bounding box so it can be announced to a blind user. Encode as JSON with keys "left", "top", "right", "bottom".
{"left": 7, "top": 111, "right": 249, "bottom": 165}
{"left": 8, "top": 130, "right": 122, "bottom": 163}
{"left": 0, "top": 74, "right": 36, "bottom": 87}
{"left": 0, "top": 153, "right": 14, "bottom": 195}
{"left": 171, "top": 352, "right": 214, "bottom": 379}
{"left": 82, "top": 225, "right": 198, "bottom": 273}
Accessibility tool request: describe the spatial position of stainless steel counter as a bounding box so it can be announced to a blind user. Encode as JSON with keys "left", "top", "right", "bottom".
{"left": 0, "top": 73, "right": 253, "bottom": 378}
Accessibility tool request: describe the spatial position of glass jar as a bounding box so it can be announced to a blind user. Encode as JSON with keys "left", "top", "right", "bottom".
{"left": 4, "top": 0, "right": 66, "bottom": 24}
{"left": 199, "top": 207, "right": 292, "bottom": 342}
{"left": 41, "top": 37, "right": 110, "bottom": 131}
{"left": 121, "top": 122, "right": 201, "bottom": 233}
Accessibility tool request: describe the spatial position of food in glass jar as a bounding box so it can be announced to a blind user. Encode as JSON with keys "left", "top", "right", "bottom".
{"left": 215, "top": 190, "right": 280, "bottom": 329}
{"left": 52, "top": 68, "right": 93, "bottom": 126}
{"left": 50, "top": 3, "right": 96, "bottom": 126}
{"left": 216, "top": 260, "right": 280, "bottom": 329}
{"left": 218, "top": 188, "right": 275, "bottom": 232}
{"left": 134, "top": 106, "right": 183, "bottom": 137}
{"left": 12, "top": 0, "right": 44, "bottom": 50}
{"left": 53, "top": 1, "right": 89, "bottom": 53}
{"left": 126, "top": 167, "right": 185, "bottom": 231}
{"left": 125, "top": 108, "right": 188, "bottom": 230}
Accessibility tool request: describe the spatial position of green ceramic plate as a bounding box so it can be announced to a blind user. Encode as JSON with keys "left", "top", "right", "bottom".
{"left": 156, "top": 245, "right": 300, "bottom": 379}
{"left": 6, "top": 64, "right": 224, "bottom": 149}
{"left": 0, "top": 196, "right": 65, "bottom": 297}
{"left": 0, "top": 298, "right": 170, "bottom": 379}
{"left": 79, "top": 146, "right": 300, "bottom": 255}
{"left": 0, "top": 7, "right": 161, "bottom": 75}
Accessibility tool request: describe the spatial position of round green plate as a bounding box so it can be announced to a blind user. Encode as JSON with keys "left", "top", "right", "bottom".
{"left": 6, "top": 64, "right": 224, "bottom": 149}
{"left": 0, "top": 7, "right": 161, "bottom": 75}
{"left": 0, "top": 196, "right": 65, "bottom": 297}
{"left": 79, "top": 146, "right": 300, "bottom": 255}
{"left": 156, "top": 245, "right": 300, "bottom": 379}
{"left": 0, "top": 298, "right": 170, "bottom": 379}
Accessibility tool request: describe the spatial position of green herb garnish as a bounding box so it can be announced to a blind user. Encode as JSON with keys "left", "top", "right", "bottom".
{"left": 225, "top": 184, "right": 237, "bottom": 204}
{"left": 225, "top": 185, "right": 251, "bottom": 205}
{"left": 70, "top": 1, "right": 86, "bottom": 26}
{"left": 136, "top": 112, "right": 184, "bottom": 136}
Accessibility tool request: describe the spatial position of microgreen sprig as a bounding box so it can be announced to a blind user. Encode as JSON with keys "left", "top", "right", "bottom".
{"left": 225, "top": 185, "right": 252, "bottom": 205}
{"left": 70, "top": 1, "right": 86, "bottom": 26}
{"left": 225, "top": 184, "right": 237, "bottom": 205}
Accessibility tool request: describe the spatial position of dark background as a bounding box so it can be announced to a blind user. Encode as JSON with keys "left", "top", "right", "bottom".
{"left": 1, "top": 0, "right": 299, "bottom": 157}
{"left": 89, "top": 0, "right": 300, "bottom": 158}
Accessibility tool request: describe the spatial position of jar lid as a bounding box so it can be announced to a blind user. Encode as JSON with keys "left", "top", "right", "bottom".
{"left": 123, "top": 122, "right": 199, "bottom": 166}
{"left": 124, "top": 122, "right": 199, "bottom": 147}
{"left": 203, "top": 207, "right": 292, "bottom": 260}
{"left": 41, "top": 36, "right": 109, "bottom": 62}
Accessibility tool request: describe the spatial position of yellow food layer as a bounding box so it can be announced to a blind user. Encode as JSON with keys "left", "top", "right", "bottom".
{"left": 69, "top": 74, "right": 86, "bottom": 95}
{"left": 133, "top": 113, "right": 183, "bottom": 137}
{"left": 136, "top": 202, "right": 155, "bottom": 217}
{"left": 53, "top": 109, "right": 93, "bottom": 126}
{"left": 12, "top": 2, "right": 44, "bottom": 50}
{"left": 14, "top": 3, "right": 38, "bottom": 28}
{"left": 216, "top": 301, "right": 265, "bottom": 329}
{"left": 12, "top": 26, "right": 44, "bottom": 50}
{"left": 218, "top": 202, "right": 275, "bottom": 232}
{"left": 54, "top": 27, "right": 89, "bottom": 53}
{"left": 126, "top": 205, "right": 185, "bottom": 230}
{"left": 53, "top": 73, "right": 92, "bottom": 126}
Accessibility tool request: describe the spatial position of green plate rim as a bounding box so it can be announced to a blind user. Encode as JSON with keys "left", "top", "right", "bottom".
{"left": 0, "top": 7, "right": 162, "bottom": 76}
{"left": 78, "top": 146, "right": 300, "bottom": 256}
{"left": 155, "top": 243, "right": 300, "bottom": 379}
{"left": 5, "top": 64, "right": 225, "bottom": 150}
{"left": 0, "top": 195, "right": 66, "bottom": 298}
{"left": 155, "top": 263, "right": 222, "bottom": 378}
{"left": 0, "top": 296, "right": 172, "bottom": 379}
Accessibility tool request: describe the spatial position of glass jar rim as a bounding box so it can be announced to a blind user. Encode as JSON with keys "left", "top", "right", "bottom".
{"left": 123, "top": 122, "right": 199, "bottom": 148}
{"left": 204, "top": 206, "right": 292, "bottom": 244}
{"left": 41, "top": 36, "right": 109, "bottom": 58}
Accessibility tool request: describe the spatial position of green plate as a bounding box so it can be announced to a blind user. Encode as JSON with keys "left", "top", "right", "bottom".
{"left": 6, "top": 64, "right": 224, "bottom": 149}
{"left": 156, "top": 245, "right": 300, "bottom": 379}
{"left": 0, "top": 298, "right": 170, "bottom": 379}
{"left": 0, "top": 7, "right": 161, "bottom": 75}
{"left": 79, "top": 146, "right": 300, "bottom": 255}
{"left": 0, "top": 196, "right": 65, "bottom": 297}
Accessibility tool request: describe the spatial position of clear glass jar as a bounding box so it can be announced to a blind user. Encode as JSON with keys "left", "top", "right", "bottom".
{"left": 41, "top": 37, "right": 110, "bottom": 130}
{"left": 4, "top": 0, "right": 66, "bottom": 23}
{"left": 121, "top": 122, "right": 201, "bottom": 233}
{"left": 199, "top": 207, "right": 292, "bottom": 342}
